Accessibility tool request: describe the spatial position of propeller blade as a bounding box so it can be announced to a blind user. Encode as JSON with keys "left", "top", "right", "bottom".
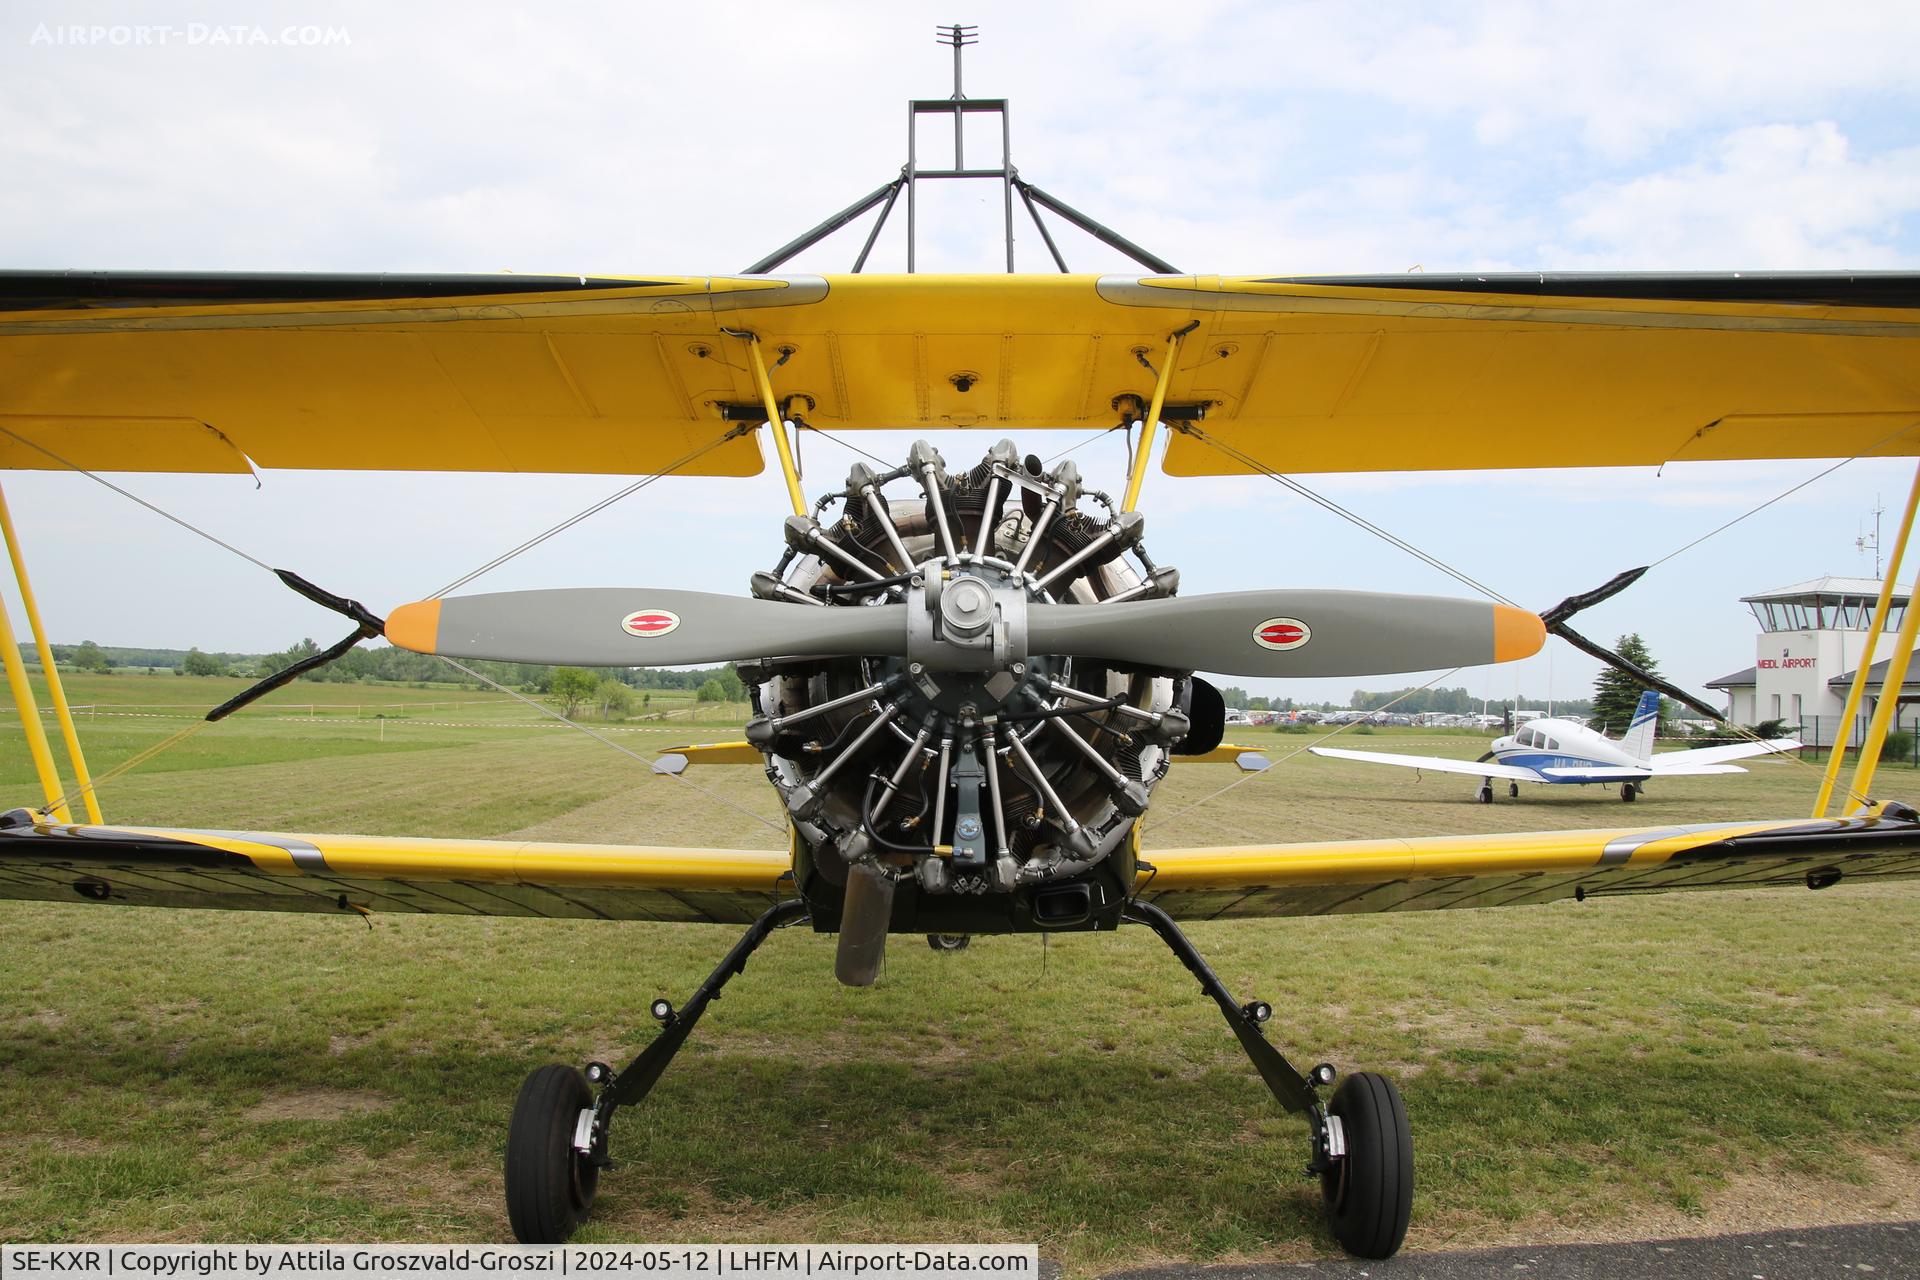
{"left": 1028, "top": 590, "right": 1543, "bottom": 678}
{"left": 385, "top": 588, "right": 907, "bottom": 667}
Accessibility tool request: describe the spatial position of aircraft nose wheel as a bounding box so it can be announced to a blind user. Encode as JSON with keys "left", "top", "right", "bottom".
{"left": 926, "top": 933, "right": 971, "bottom": 951}
{"left": 505, "top": 1064, "right": 600, "bottom": 1244}
{"left": 1319, "top": 1072, "right": 1413, "bottom": 1259}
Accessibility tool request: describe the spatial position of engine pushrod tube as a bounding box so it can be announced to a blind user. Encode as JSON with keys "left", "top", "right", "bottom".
{"left": 810, "top": 703, "right": 903, "bottom": 790}
{"left": 1004, "top": 726, "right": 1081, "bottom": 834}
{"left": 807, "top": 526, "right": 888, "bottom": 583}
{"left": 863, "top": 484, "right": 916, "bottom": 572}
{"left": 1045, "top": 715, "right": 1133, "bottom": 792}
{"left": 1034, "top": 524, "right": 1120, "bottom": 592}
{"left": 771, "top": 680, "right": 892, "bottom": 732}
{"left": 930, "top": 736, "right": 953, "bottom": 844}
{"left": 874, "top": 722, "right": 934, "bottom": 818}
{"left": 981, "top": 731, "right": 1012, "bottom": 857}
{"left": 919, "top": 464, "right": 960, "bottom": 562}
{"left": 1011, "top": 497, "right": 1059, "bottom": 575}
{"left": 1046, "top": 679, "right": 1159, "bottom": 726}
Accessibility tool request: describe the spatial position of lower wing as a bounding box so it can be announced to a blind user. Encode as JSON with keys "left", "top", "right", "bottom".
{"left": 1308, "top": 746, "right": 1541, "bottom": 781}
{"left": 1140, "top": 812, "right": 1920, "bottom": 920}
{"left": 0, "top": 820, "right": 790, "bottom": 923}
{"left": 6, "top": 812, "right": 1917, "bottom": 927}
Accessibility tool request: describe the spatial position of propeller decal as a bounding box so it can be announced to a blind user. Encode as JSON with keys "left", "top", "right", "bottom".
{"left": 621, "top": 609, "right": 682, "bottom": 638}
{"left": 1252, "top": 617, "right": 1311, "bottom": 651}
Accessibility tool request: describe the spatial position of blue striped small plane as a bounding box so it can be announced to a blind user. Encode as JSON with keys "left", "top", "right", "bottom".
{"left": 1310, "top": 691, "right": 1801, "bottom": 803}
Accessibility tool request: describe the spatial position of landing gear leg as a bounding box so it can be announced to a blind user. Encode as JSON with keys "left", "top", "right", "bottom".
{"left": 504, "top": 898, "right": 809, "bottom": 1244}
{"left": 1122, "top": 900, "right": 1412, "bottom": 1258}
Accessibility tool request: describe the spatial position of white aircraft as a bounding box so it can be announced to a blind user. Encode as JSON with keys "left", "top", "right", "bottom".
{"left": 1309, "top": 691, "right": 1801, "bottom": 803}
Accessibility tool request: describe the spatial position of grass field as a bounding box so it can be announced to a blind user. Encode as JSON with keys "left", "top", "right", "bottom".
{"left": 2, "top": 673, "right": 1917, "bottom": 1266}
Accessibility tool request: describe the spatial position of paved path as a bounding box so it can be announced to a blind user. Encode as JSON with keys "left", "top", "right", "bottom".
{"left": 1102, "top": 1221, "right": 1918, "bottom": 1279}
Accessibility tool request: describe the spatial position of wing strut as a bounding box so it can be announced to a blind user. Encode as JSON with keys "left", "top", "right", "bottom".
{"left": 0, "top": 479, "right": 96, "bottom": 821}
{"left": 1818, "top": 458, "right": 1920, "bottom": 816}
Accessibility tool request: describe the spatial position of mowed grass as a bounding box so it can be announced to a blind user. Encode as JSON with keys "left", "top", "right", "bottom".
{"left": 2, "top": 677, "right": 1918, "bottom": 1266}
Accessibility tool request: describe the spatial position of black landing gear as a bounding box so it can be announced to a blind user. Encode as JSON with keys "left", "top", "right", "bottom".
{"left": 1123, "top": 900, "right": 1412, "bottom": 1259}
{"left": 926, "top": 933, "right": 971, "bottom": 952}
{"left": 504, "top": 898, "right": 809, "bottom": 1244}
{"left": 1476, "top": 782, "right": 1494, "bottom": 804}
{"left": 1620, "top": 781, "right": 1640, "bottom": 802}
{"left": 1508, "top": 781, "right": 1520, "bottom": 798}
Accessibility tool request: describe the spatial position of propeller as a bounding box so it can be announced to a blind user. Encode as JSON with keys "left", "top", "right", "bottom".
{"left": 385, "top": 586, "right": 1544, "bottom": 677}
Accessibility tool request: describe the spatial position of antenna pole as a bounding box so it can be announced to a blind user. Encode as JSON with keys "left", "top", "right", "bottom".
{"left": 939, "top": 23, "right": 976, "bottom": 170}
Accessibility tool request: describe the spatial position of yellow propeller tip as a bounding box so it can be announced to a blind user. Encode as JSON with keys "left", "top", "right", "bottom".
{"left": 385, "top": 599, "right": 442, "bottom": 654}
{"left": 1493, "top": 605, "right": 1546, "bottom": 663}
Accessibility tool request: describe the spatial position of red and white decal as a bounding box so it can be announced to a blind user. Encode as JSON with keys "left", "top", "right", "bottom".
{"left": 1252, "top": 617, "right": 1310, "bottom": 652}
{"left": 621, "top": 609, "right": 682, "bottom": 639}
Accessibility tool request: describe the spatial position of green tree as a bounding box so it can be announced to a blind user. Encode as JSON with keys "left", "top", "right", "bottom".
{"left": 180, "top": 647, "right": 224, "bottom": 677}
{"left": 1249, "top": 696, "right": 1271, "bottom": 711}
{"left": 696, "top": 677, "right": 727, "bottom": 702}
{"left": 549, "top": 667, "right": 598, "bottom": 717}
{"left": 1590, "top": 634, "right": 1669, "bottom": 736}
{"left": 72, "top": 640, "right": 110, "bottom": 673}
{"left": 596, "top": 677, "right": 635, "bottom": 719}
{"left": 1218, "top": 686, "right": 1250, "bottom": 710}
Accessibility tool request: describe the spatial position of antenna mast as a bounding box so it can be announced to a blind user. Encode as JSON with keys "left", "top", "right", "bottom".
{"left": 1859, "top": 496, "right": 1886, "bottom": 578}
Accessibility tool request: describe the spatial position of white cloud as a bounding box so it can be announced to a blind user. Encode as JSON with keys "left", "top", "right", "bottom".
{"left": 1553, "top": 123, "right": 1920, "bottom": 267}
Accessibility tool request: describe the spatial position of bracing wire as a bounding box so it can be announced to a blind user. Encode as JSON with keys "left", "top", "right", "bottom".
{"left": 430, "top": 425, "right": 750, "bottom": 598}
{"left": 1176, "top": 423, "right": 1519, "bottom": 606}
{"left": 0, "top": 426, "right": 274, "bottom": 572}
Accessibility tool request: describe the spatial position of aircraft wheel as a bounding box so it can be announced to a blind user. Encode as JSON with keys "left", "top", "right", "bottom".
{"left": 926, "top": 933, "right": 971, "bottom": 952}
{"left": 505, "top": 1064, "right": 599, "bottom": 1244}
{"left": 1508, "top": 782, "right": 1519, "bottom": 798}
{"left": 1620, "top": 782, "right": 1637, "bottom": 803}
{"left": 1476, "top": 785, "right": 1493, "bottom": 804}
{"left": 1320, "top": 1071, "right": 1413, "bottom": 1259}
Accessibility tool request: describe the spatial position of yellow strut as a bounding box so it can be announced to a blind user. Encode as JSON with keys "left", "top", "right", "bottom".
{"left": 1844, "top": 533, "right": 1920, "bottom": 814}
{"left": 742, "top": 333, "right": 807, "bottom": 517}
{"left": 1815, "top": 458, "right": 1920, "bottom": 817}
{"left": 1121, "top": 324, "right": 1196, "bottom": 513}
{"left": 0, "top": 482, "right": 100, "bottom": 821}
{"left": 0, "top": 583, "right": 71, "bottom": 822}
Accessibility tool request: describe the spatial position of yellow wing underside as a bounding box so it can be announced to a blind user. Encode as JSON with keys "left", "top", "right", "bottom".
{"left": 2, "top": 815, "right": 1914, "bottom": 926}
{"left": 2, "top": 272, "right": 1915, "bottom": 476}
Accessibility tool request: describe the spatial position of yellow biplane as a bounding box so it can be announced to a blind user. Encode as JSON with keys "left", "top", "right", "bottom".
{"left": 3, "top": 43, "right": 1920, "bottom": 1261}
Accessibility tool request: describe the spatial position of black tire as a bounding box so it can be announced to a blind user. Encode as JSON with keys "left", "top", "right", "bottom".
{"left": 505, "top": 1064, "right": 599, "bottom": 1244}
{"left": 1620, "top": 782, "right": 1637, "bottom": 803}
{"left": 1476, "top": 786, "right": 1493, "bottom": 805}
{"left": 1508, "top": 782, "right": 1519, "bottom": 798}
{"left": 926, "top": 933, "right": 971, "bottom": 952}
{"left": 1321, "top": 1072, "right": 1412, "bottom": 1259}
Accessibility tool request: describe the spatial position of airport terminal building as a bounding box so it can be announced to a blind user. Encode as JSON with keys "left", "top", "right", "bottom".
{"left": 1708, "top": 576, "right": 1920, "bottom": 742}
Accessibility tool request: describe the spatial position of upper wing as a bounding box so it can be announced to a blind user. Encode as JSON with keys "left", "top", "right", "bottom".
{"left": 1652, "top": 738, "right": 1803, "bottom": 769}
{"left": 1140, "top": 813, "right": 1920, "bottom": 921}
{"left": 3, "top": 270, "right": 1914, "bottom": 475}
{"left": 1308, "top": 745, "right": 1541, "bottom": 782}
{"left": 0, "top": 821, "right": 789, "bottom": 924}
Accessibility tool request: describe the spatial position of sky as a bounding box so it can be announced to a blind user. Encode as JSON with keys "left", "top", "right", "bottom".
{"left": 2, "top": 0, "right": 1917, "bottom": 710}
